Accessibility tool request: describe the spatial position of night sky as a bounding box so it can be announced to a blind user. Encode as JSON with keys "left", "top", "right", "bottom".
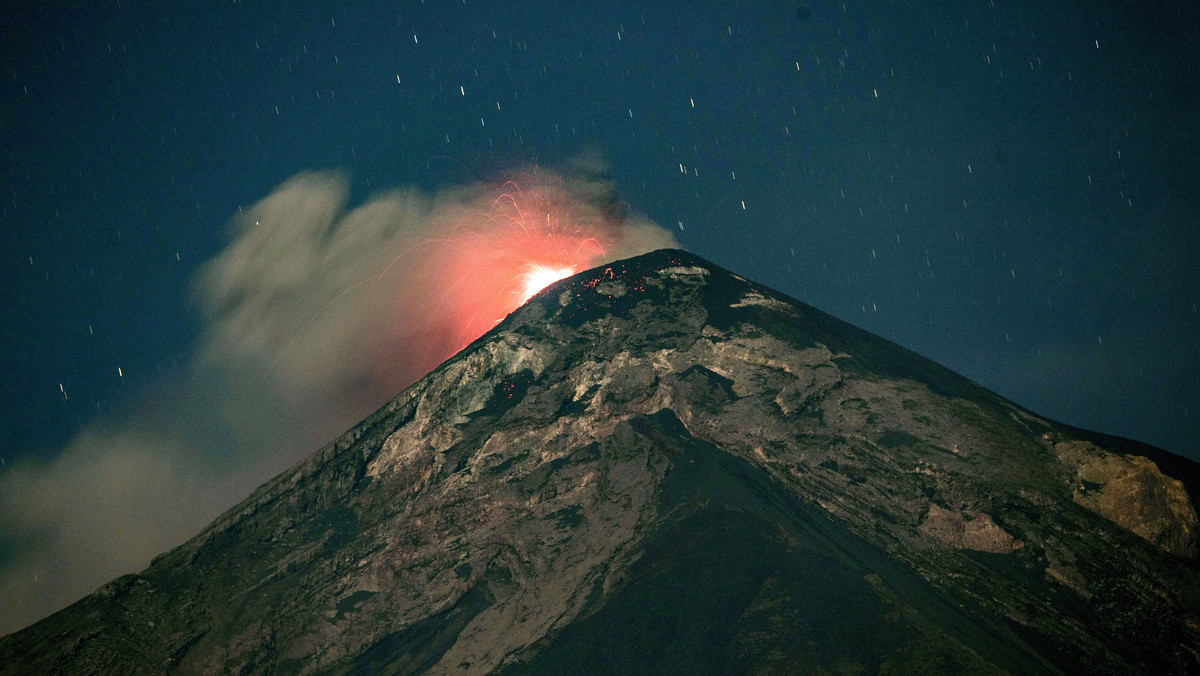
{"left": 2, "top": 0, "right": 1198, "bottom": 634}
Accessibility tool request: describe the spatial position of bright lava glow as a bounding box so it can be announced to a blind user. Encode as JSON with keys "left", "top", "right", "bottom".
{"left": 362, "top": 168, "right": 677, "bottom": 392}
{"left": 392, "top": 176, "right": 614, "bottom": 377}
{"left": 518, "top": 264, "right": 577, "bottom": 305}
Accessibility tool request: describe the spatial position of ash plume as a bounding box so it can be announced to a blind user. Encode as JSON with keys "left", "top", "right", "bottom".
{"left": 0, "top": 160, "right": 678, "bottom": 637}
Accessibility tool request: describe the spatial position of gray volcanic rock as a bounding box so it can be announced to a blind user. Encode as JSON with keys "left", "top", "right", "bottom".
{"left": 2, "top": 249, "right": 1198, "bottom": 674}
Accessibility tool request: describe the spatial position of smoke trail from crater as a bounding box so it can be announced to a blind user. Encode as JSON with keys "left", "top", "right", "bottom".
{"left": 0, "top": 159, "right": 679, "bottom": 636}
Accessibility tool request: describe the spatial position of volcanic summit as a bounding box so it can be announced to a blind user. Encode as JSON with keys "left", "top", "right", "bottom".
{"left": 2, "top": 249, "right": 1197, "bottom": 674}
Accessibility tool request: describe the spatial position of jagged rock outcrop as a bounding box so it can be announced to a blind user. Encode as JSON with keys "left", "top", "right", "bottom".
{"left": 1052, "top": 438, "right": 1198, "bottom": 558}
{"left": 2, "top": 249, "right": 1198, "bottom": 674}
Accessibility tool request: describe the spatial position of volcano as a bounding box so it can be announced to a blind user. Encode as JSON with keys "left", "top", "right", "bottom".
{"left": 2, "top": 249, "right": 1197, "bottom": 674}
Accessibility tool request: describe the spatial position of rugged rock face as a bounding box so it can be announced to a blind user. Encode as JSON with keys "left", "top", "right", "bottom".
{"left": 2, "top": 249, "right": 1198, "bottom": 674}
{"left": 1052, "top": 438, "right": 1198, "bottom": 559}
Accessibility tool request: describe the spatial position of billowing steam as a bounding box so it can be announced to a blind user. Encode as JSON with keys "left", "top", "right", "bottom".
{"left": 0, "top": 160, "right": 679, "bottom": 636}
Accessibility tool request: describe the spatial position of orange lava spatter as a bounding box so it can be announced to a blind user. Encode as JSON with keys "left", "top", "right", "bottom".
{"left": 411, "top": 179, "right": 612, "bottom": 366}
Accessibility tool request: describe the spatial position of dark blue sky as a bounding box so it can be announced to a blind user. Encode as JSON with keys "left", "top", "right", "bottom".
{"left": 3, "top": 0, "right": 1198, "bottom": 463}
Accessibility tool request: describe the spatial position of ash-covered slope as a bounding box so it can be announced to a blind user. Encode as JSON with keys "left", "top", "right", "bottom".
{"left": 2, "top": 249, "right": 1198, "bottom": 674}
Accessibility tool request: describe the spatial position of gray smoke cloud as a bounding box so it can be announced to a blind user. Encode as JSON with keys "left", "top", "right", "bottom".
{"left": 0, "top": 160, "right": 679, "bottom": 636}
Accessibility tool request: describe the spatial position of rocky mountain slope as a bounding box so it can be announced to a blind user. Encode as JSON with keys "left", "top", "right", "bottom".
{"left": 2, "top": 249, "right": 1197, "bottom": 674}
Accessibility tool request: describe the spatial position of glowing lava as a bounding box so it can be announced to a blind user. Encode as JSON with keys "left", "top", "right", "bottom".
{"left": 392, "top": 176, "right": 616, "bottom": 375}
{"left": 518, "top": 264, "right": 578, "bottom": 305}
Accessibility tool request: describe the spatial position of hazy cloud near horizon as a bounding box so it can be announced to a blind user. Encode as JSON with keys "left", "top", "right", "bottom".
{"left": 0, "top": 163, "right": 678, "bottom": 636}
